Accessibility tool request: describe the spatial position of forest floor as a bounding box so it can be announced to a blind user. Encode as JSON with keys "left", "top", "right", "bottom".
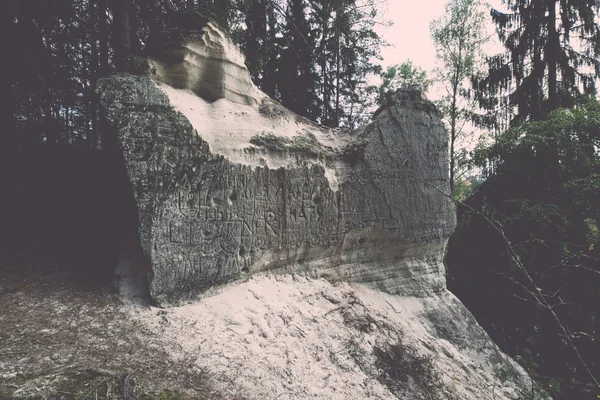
{"left": 0, "top": 253, "right": 535, "bottom": 400}
{"left": 0, "top": 255, "right": 219, "bottom": 400}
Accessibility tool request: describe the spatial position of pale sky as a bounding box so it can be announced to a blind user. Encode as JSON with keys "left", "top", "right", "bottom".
{"left": 377, "top": 0, "right": 507, "bottom": 73}
{"left": 374, "top": 0, "right": 509, "bottom": 149}
{"left": 378, "top": 0, "right": 447, "bottom": 72}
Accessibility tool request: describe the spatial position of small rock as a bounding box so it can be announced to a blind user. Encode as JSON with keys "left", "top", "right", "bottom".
{"left": 441, "top": 346, "right": 455, "bottom": 359}
{"left": 51, "top": 352, "right": 60, "bottom": 361}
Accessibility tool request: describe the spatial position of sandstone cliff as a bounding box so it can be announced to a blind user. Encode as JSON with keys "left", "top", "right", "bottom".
{"left": 96, "top": 19, "right": 546, "bottom": 400}
{"left": 99, "top": 21, "right": 455, "bottom": 303}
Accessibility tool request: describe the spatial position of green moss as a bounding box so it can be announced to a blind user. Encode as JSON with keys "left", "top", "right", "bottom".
{"left": 249, "top": 133, "right": 290, "bottom": 152}
{"left": 142, "top": 390, "right": 188, "bottom": 400}
{"left": 249, "top": 132, "right": 333, "bottom": 160}
{"left": 288, "top": 134, "right": 320, "bottom": 158}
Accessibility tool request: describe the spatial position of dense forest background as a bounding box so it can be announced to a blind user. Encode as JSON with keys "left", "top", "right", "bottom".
{"left": 2, "top": 0, "right": 387, "bottom": 151}
{"left": 2, "top": 0, "right": 600, "bottom": 398}
{"left": 445, "top": 0, "right": 600, "bottom": 398}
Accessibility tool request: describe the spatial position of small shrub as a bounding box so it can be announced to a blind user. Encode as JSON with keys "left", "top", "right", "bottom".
{"left": 373, "top": 341, "right": 444, "bottom": 399}
{"left": 249, "top": 133, "right": 290, "bottom": 152}
{"left": 249, "top": 132, "right": 332, "bottom": 160}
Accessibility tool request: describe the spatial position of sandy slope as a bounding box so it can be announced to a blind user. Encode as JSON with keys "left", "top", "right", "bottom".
{"left": 132, "top": 274, "right": 534, "bottom": 400}
{"left": 0, "top": 259, "right": 540, "bottom": 399}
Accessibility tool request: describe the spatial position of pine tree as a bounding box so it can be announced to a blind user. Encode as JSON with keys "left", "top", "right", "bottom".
{"left": 278, "top": 0, "right": 320, "bottom": 119}
{"left": 475, "top": 0, "right": 600, "bottom": 126}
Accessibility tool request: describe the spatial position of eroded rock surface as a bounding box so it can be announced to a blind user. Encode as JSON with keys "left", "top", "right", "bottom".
{"left": 98, "top": 21, "right": 455, "bottom": 302}
{"left": 148, "top": 19, "right": 262, "bottom": 106}
{"left": 93, "top": 19, "right": 548, "bottom": 400}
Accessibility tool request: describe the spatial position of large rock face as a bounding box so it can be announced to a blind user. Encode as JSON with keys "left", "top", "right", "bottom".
{"left": 98, "top": 22, "right": 455, "bottom": 303}
{"left": 96, "top": 20, "right": 548, "bottom": 400}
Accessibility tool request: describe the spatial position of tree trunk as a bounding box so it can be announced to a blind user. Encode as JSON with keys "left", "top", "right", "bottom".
{"left": 112, "top": 0, "right": 132, "bottom": 72}
{"left": 547, "top": 0, "right": 558, "bottom": 111}
{"left": 321, "top": 4, "right": 330, "bottom": 125}
{"left": 1, "top": 6, "right": 13, "bottom": 146}
{"left": 450, "top": 75, "right": 459, "bottom": 197}
{"left": 90, "top": 0, "right": 99, "bottom": 148}
{"left": 99, "top": 0, "right": 109, "bottom": 76}
{"left": 545, "top": 0, "right": 560, "bottom": 195}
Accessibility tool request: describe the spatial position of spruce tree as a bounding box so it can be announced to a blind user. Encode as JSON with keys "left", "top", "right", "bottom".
{"left": 311, "top": 0, "right": 384, "bottom": 127}
{"left": 475, "top": 0, "right": 600, "bottom": 126}
{"left": 278, "top": 0, "right": 320, "bottom": 119}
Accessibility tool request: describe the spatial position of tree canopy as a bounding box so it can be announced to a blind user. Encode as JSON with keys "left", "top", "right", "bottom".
{"left": 445, "top": 0, "right": 600, "bottom": 395}
{"left": 377, "top": 60, "right": 432, "bottom": 103}
{"left": 473, "top": 0, "right": 600, "bottom": 128}
{"left": 2, "top": 0, "right": 387, "bottom": 150}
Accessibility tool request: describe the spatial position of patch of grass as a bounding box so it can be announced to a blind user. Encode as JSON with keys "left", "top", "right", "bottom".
{"left": 373, "top": 340, "right": 445, "bottom": 400}
{"left": 0, "top": 368, "right": 194, "bottom": 400}
{"left": 249, "top": 133, "right": 290, "bottom": 152}
{"left": 142, "top": 389, "right": 188, "bottom": 400}
{"left": 249, "top": 132, "right": 332, "bottom": 160}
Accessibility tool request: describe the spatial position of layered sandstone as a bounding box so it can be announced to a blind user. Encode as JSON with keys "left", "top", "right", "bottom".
{"left": 98, "top": 20, "right": 455, "bottom": 303}
{"left": 94, "top": 18, "right": 549, "bottom": 400}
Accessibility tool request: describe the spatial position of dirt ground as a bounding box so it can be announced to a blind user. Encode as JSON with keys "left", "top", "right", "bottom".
{"left": 0, "top": 253, "right": 539, "bottom": 400}
{"left": 0, "top": 255, "right": 218, "bottom": 400}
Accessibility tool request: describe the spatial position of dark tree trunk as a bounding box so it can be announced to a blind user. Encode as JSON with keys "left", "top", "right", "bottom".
{"left": 547, "top": 0, "right": 558, "bottom": 111}
{"left": 450, "top": 77, "right": 459, "bottom": 197}
{"left": 90, "top": 1, "right": 99, "bottom": 148}
{"left": 129, "top": 1, "right": 141, "bottom": 56}
{"left": 112, "top": 0, "right": 132, "bottom": 72}
{"left": 1, "top": 5, "right": 14, "bottom": 146}
{"left": 99, "top": 0, "right": 109, "bottom": 76}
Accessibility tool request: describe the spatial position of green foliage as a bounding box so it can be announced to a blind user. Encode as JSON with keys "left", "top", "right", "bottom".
{"left": 430, "top": 0, "right": 488, "bottom": 195}
{"left": 452, "top": 175, "right": 483, "bottom": 201}
{"left": 472, "top": 0, "right": 600, "bottom": 127}
{"left": 377, "top": 60, "right": 432, "bottom": 103}
{"left": 373, "top": 341, "right": 445, "bottom": 399}
{"left": 447, "top": 98, "right": 600, "bottom": 398}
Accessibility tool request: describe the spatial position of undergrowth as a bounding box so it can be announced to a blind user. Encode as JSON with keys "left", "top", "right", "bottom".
{"left": 249, "top": 132, "right": 332, "bottom": 160}
{"left": 374, "top": 341, "right": 445, "bottom": 400}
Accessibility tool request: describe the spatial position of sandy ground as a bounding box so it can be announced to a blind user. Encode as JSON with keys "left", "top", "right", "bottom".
{"left": 0, "top": 258, "right": 219, "bottom": 399}
{"left": 131, "top": 274, "right": 534, "bottom": 400}
{"left": 0, "top": 255, "right": 536, "bottom": 400}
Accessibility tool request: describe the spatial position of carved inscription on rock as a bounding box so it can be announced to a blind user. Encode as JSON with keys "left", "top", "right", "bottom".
{"left": 99, "top": 75, "right": 455, "bottom": 300}
{"left": 151, "top": 164, "right": 361, "bottom": 297}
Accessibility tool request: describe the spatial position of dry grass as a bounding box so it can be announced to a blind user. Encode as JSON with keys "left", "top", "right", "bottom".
{"left": 0, "top": 255, "right": 217, "bottom": 399}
